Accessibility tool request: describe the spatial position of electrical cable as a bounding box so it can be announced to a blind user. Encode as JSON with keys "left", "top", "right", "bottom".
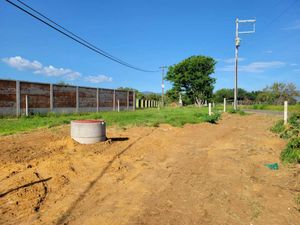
{"left": 6, "top": 0, "right": 159, "bottom": 73}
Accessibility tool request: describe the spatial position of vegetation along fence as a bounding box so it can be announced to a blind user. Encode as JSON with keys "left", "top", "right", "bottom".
{"left": 0, "top": 79, "right": 142, "bottom": 116}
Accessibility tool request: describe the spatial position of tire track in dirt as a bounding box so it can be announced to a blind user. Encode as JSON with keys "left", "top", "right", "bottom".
{"left": 55, "top": 128, "right": 157, "bottom": 225}
{"left": 127, "top": 114, "right": 300, "bottom": 225}
{"left": 0, "top": 114, "right": 299, "bottom": 225}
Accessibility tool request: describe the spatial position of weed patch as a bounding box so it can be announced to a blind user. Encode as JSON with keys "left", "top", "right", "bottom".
{"left": 270, "top": 120, "right": 285, "bottom": 134}
{"left": 228, "top": 109, "right": 247, "bottom": 116}
{"left": 202, "top": 112, "right": 221, "bottom": 124}
{"left": 280, "top": 137, "right": 300, "bottom": 163}
{"left": 272, "top": 113, "right": 300, "bottom": 164}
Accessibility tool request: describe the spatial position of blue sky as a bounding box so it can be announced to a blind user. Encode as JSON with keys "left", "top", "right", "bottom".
{"left": 0, "top": 0, "right": 299, "bottom": 92}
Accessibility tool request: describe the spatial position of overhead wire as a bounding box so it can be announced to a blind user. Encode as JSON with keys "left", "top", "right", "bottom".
{"left": 6, "top": 0, "right": 159, "bottom": 73}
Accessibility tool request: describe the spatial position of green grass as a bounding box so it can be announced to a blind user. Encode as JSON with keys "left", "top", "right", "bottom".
{"left": 227, "top": 108, "right": 247, "bottom": 116}
{"left": 270, "top": 120, "right": 285, "bottom": 134}
{"left": 0, "top": 107, "right": 221, "bottom": 136}
{"left": 271, "top": 113, "right": 300, "bottom": 164}
{"left": 240, "top": 104, "right": 300, "bottom": 113}
{"left": 281, "top": 137, "right": 300, "bottom": 164}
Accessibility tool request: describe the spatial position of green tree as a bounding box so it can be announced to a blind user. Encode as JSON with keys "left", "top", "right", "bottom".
{"left": 166, "top": 87, "right": 180, "bottom": 103}
{"left": 213, "top": 88, "right": 233, "bottom": 102}
{"left": 258, "top": 82, "right": 299, "bottom": 105}
{"left": 56, "top": 80, "right": 70, "bottom": 86}
{"left": 213, "top": 88, "right": 255, "bottom": 103}
{"left": 166, "top": 55, "right": 216, "bottom": 105}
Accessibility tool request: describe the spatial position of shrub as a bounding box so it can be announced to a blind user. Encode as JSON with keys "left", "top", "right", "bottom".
{"left": 228, "top": 109, "right": 247, "bottom": 116}
{"left": 280, "top": 137, "right": 300, "bottom": 163}
{"left": 280, "top": 128, "right": 299, "bottom": 140}
{"left": 272, "top": 113, "right": 300, "bottom": 164}
{"left": 270, "top": 120, "right": 285, "bottom": 134}
{"left": 288, "top": 113, "right": 300, "bottom": 129}
{"left": 203, "top": 112, "right": 221, "bottom": 124}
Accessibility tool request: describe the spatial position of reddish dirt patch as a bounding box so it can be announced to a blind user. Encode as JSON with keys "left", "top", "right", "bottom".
{"left": 0, "top": 114, "right": 299, "bottom": 225}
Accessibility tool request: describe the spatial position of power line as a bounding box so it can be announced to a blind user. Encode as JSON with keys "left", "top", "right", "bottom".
{"left": 247, "top": 0, "right": 298, "bottom": 41}
{"left": 262, "top": 0, "right": 298, "bottom": 31}
{"left": 14, "top": 0, "right": 146, "bottom": 71}
{"left": 6, "top": 0, "right": 159, "bottom": 73}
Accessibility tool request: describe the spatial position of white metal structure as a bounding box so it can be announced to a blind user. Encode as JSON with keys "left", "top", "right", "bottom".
{"left": 159, "top": 66, "right": 168, "bottom": 106}
{"left": 234, "top": 18, "right": 256, "bottom": 110}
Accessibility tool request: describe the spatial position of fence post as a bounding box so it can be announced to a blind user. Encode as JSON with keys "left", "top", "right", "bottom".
{"left": 224, "top": 98, "right": 226, "bottom": 112}
{"left": 25, "top": 95, "right": 29, "bottom": 116}
{"left": 133, "top": 91, "right": 136, "bottom": 111}
{"left": 16, "top": 80, "right": 20, "bottom": 117}
{"left": 96, "top": 88, "right": 99, "bottom": 112}
{"left": 136, "top": 98, "right": 139, "bottom": 108}
{"left": 113, "top": 89, "right": 116, "bottom": 111}
{"left": 117, "top": 99, "right": 120, "bottom": 112}
{"left": 50, "top": 84, "right": 53, "bottom": 112}
{"left": 76, "top": 86, "right": 79, "bottom": 113}
{"left": 213, "top": 102, "right": 215, "bottom": 108}
{"left": 284, "top": 101, "right": 288, "bottom": 125}
{"left": 127, "top": 91, "right": 129, "bottom": 110}
{"left": 209, "top": 103, "right": 212, "bottom": 116}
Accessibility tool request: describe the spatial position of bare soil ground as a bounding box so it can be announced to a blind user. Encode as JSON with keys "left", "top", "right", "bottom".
{"left": 0, "top": 114, "right": 299, "bottom": 225}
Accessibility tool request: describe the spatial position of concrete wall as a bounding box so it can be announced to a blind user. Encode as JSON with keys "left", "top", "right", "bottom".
{"left": 0, "top": 79, "right": 135, "bottom": 116}
{"left": 135, "top": 99, "right": 159, "bottom": 109}
{"left": 0, "top": 80, "right": 16, "bottom": 115}
{"left": 99, "top": 89, "right": 114, "bottom": 111}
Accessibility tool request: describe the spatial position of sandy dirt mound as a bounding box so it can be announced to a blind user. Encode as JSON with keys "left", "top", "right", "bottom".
{"left": 0, "top": 114, "right": 299, "bottom": 225}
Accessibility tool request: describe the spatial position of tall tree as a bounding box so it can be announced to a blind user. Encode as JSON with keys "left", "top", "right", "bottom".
{"left": 257, "top": 82, "right": 299, "bottom": 105}
{"left": 213, "top": 88, "right": 259, "bottom": 103}
{"left": 166, "top": 56, "right": 216, "bottom": 105}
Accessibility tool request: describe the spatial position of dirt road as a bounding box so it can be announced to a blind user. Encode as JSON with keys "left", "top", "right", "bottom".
{"left": 0, "top": 114, "right": 299, "bottom": 225}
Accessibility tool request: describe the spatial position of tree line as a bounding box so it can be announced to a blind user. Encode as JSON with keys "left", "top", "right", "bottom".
{"left": 214, "top": 83, "right": 299, "bottom": 105}
{"left": 119, "top": 55, "right": 299, "bottom": 106}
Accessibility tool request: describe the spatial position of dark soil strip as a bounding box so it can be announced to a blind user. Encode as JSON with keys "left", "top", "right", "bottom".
{"left": 34, "top": 172, "right": 49, "bottom": 212}
{"left": 0, "top": 177, "right": 52, "bottom": 198}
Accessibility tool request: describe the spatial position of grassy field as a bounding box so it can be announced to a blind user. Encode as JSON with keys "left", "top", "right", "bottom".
{"left": 0, "top": 107, "right": 220, "bottom": 136}
{"left": 239, "top": 104, "right": 300, "bottom": 113}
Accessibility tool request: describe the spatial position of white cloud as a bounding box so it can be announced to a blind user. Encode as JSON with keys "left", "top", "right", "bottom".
{"left": 2, "top": 56, "right": 114, "bottom": 83}
{"left": 293, "top": 69, "right": 300, "bottom": 72}
{"left": 223, "top": 57, "right": 245, "bottom": 63}
{"left": 2, "top": 56, "right": 42, "bottom": 71}
{"left": 290, "top": 63, "right": 298, "bottom": 66}
{"left": 85, "top": 75, "right": 113, "bottom": 83}
{"left": 284, "top": 20, "right": 300, "bottom": 30}
{"left": 34, "top": 65, "right": 74, "bottom": 77}
{"left": 64, "top": 72, "right": 82, "bottom": 81}
{"left": 2, "top": 56, "right": 80, "bottom": 80}
{"left": 219, "top": 61, "right": 286, "bottom": 73}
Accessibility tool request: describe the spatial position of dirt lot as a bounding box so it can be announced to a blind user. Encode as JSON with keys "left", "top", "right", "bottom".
{"left": 0, "top": 114, "right": 299, "bottom": 225}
